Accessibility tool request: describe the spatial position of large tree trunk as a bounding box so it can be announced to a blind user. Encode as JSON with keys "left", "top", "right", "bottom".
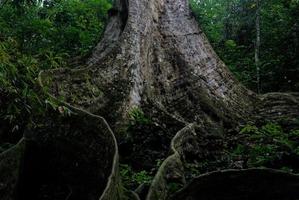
{"left": 1, "top": 0, "right": 299, "bottom": 199}
{"left": 42, "top": 0, "right": 255, "bottom": 127}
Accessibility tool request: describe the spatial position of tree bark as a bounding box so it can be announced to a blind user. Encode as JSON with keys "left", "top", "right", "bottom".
{"left": 41, "top": 0, "right": 256, "bottom": 128}
{"left": 255, "top": 0, "right": 261, "bottom": 93}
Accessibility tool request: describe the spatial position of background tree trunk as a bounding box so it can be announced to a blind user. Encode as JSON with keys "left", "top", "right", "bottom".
{"left": 255, "top": 0, "right": 261, "bottom": 93}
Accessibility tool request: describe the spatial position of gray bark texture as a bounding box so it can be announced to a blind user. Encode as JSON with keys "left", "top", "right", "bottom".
{"left": 255, "top": 0, "right": 261, "bottom": 93}
{"left": 41, "top": 0, "right": 256, "bottom": 128}
{"left": 1, "top": 0, "right": 299, "bottom": 199}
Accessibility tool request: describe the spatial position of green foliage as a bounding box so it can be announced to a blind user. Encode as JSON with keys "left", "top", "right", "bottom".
{"left": 190, "top": 0, "right": 299, "bottom": 92}
{"left": 128, "top": 107, "right": 151, "bottom": 126}
{"left": 167, "top": 182, "right": 181, "bottom": 194}
{"left": 239, "top": 124, "right": 259, "bottom": 134}
{"left": 0, "top": 0, "right": 111, "bottom": 141}
{"left": 233, "top": 123, "right": 299, "bottom": 170}
{"left": 120, "top": 164, "right": 153, "bottom": 189}
{"left": 155, "top": 159, "right": 163, "bottom": 168}
{"left": 182, "top": 122, "right": 299, "bottom": 180}
{"left": 225, "top": 40, "right": 237, "bottom": 48}
{"left": 132, "top": 170, "right": 152, "bottom": 185}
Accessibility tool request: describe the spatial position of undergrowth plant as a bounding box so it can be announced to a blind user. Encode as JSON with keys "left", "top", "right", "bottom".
{"left": 120, "top": 164, "right": 153, "bottom": 190}
{"left": 232, "top": 123, "right": 299, "bottom": 171}
{"left": 0, "top": 0, "right": 111, "bottom": 138}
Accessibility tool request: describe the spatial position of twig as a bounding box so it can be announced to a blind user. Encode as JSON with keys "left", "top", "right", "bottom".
{"left": 65, "top": 184, "right": 73, "bottom": 200}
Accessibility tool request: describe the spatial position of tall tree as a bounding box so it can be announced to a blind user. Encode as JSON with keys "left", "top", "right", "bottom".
{"left": 1, "top": 0, "right": 299, "bottom": 199}
{"left": 255, "top": 0, "right": 261, "bottom": 93}
{"left": 39, "top": 0, "right": 299, "bottom": 198}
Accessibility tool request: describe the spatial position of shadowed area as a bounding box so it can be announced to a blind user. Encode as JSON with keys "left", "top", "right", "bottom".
{"left": 172, "top": 169, "right": 299, "bottom": 200}
{"left": 13, "top": 110, "right": 119, "bottom": 200}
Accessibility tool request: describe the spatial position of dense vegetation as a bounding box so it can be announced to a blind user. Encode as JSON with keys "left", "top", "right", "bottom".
{"left": 190, "top": 0, "right": 299, "bottom": 93}
{"left": 0, "top": 0, "right": 111, "bottom": 144}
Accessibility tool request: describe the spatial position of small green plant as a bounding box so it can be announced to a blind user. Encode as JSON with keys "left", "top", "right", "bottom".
{"left": 167, "top": 182, "right": 181, "bottom": 194}
{"left": 119, "top": 164, "right": 132, "bottom": 188}
{"left": 247, "top": 144, "right": 277, "bottom": 166}
{"left": 132, "top": 170, "right": 152, "bottom": 185}
{"left": 128, "top": 107, "right": 151, "bottom": 126}
{"left": 120, "top": 164, "right": 153, "bottom": 189}
{"left": 232, "top": 144, "right": 247, "bottom": 156}
{"left": 290, "top": 129, "right": 299, "bottom": 138}
{"left": 155, "top": 159, "right": 163, "bottom": 168}
{"left": 232, "top": 123, "right": 299, "bottom": 170}
{"left": 240, "top": 124, "right": 259, "bottom": 134}
{"left": 261, "top": 123, "right": 284, "bottom": 137}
